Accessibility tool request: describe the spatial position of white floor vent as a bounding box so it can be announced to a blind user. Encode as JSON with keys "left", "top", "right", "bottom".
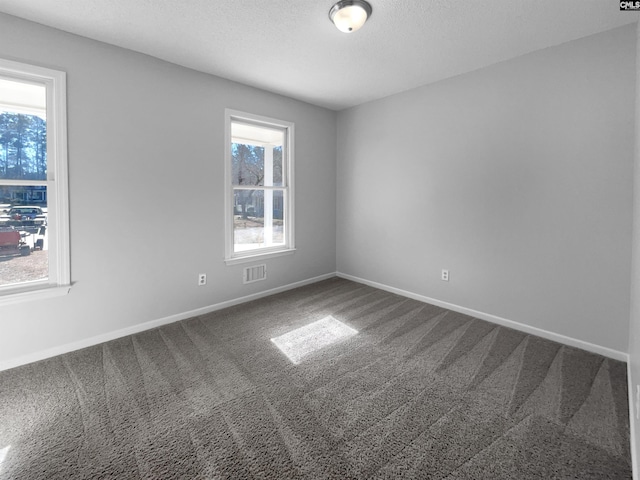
{"left": 243, "top": 264, "right": 267, "bottom": 284}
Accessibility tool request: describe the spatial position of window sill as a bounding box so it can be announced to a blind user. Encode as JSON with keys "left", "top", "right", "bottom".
{"left": 0, "top": 284, "right": 71, "bottom": 307}
{"left": 225, "top": 248, "right": 296, "bottom": 266}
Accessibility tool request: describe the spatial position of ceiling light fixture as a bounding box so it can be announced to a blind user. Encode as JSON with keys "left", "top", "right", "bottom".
{"left": 329, "top": 0, "right": 372, "bottom": 33}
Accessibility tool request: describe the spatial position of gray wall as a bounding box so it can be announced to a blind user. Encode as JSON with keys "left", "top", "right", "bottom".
{"left": 0, "top": 13, "right": 337, "bottom": 366}
{"left": 628, "top": 20, "right": 640, "bottom": 478}
{"left": 337, "top": 25, "right": 635, "bottom": 353}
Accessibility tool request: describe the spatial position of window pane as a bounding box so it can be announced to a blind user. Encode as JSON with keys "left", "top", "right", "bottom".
{"left": 0, "top": 78, "right": 47, "bottom": 181}
{"left": 231, "top": 143, "right": 284, "bottom": 187}
{"left": 232, "top": 143, "right": 264, "bottom": 186}
{"left": 231, "top": 121, "right": 284, "bottom": 187}
{"left": 0, "top": 185, "right": 48, "bottom": 287}
{"left": 233, "top": 188, "right": 285, "bottom": 252}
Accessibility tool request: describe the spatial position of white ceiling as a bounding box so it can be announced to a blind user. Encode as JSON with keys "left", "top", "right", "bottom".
{"left": 0, "top": 1, "right": 637, "bottom": 110}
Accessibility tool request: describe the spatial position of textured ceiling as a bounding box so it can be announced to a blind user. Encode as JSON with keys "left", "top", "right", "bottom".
{"left": 0, "top": 0, "right": 637, "bottom": 110}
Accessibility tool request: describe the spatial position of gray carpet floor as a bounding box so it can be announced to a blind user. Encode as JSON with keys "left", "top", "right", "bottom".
{"left": 0, "top": 277, "right": 632, "bottom": 479}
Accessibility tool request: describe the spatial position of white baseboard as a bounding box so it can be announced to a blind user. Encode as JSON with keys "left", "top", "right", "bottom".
{"left": 628, "top": 361, "right": 638, "bottom": 480}
{"left": 0, "top": 272, "right": 336, "bottom": 372}
{"left": 337, "top": 272, "right": 628, "bottom": 362}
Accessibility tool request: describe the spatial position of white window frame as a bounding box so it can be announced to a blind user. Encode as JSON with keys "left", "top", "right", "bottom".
{"left": 224, "top": 109, "right": 295, "bottom": 265}
{"left": 0, "top": 58, "right": 70, "bottom": 305}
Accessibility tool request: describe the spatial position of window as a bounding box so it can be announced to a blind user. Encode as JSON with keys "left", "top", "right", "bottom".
{"left": 0, "top": 58, "right": 70, "bottom": 304}
{"left": 225, "top": 110, "right": 294, "bottom": 264}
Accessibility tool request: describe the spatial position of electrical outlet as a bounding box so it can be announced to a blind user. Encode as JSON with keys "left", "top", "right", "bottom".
{"left": 441, "top": 269, "right": 449, "bottom": 282}
{"left": 198, "top": 273, "right": 207, "bottom": 286}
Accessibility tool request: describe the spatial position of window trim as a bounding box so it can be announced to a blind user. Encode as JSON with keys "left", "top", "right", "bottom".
{"left": 224, "top": 109, "right": 295, "bottom": 265}
{"left": 0, "top": 58, "right": 70, "bottom": 305}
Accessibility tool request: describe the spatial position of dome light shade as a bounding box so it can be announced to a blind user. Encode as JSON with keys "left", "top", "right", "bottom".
{"left": 329, "top": 0, "right": 372, "bottom": 33}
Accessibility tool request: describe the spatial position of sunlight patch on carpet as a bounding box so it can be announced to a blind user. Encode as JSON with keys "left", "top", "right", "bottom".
{"left": 271, "top": 316, "right": 358, "bottom": 364}
{"left": 0, "top": 446, "right": 10, "bottom": 473}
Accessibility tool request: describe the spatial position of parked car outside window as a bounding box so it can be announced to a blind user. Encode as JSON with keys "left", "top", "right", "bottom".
{"left": 9, "top": 206, "right": 45, "bottom": 220}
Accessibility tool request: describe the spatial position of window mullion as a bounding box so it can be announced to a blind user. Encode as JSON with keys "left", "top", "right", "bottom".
{"left": 233, "top": 185, "right": 285, "bottom": 191}
{"left": 0, "top": 179, "right": 48, "bottom": 187}
{"left": 264, "top": 145, "right": 273, "bottom": 246}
